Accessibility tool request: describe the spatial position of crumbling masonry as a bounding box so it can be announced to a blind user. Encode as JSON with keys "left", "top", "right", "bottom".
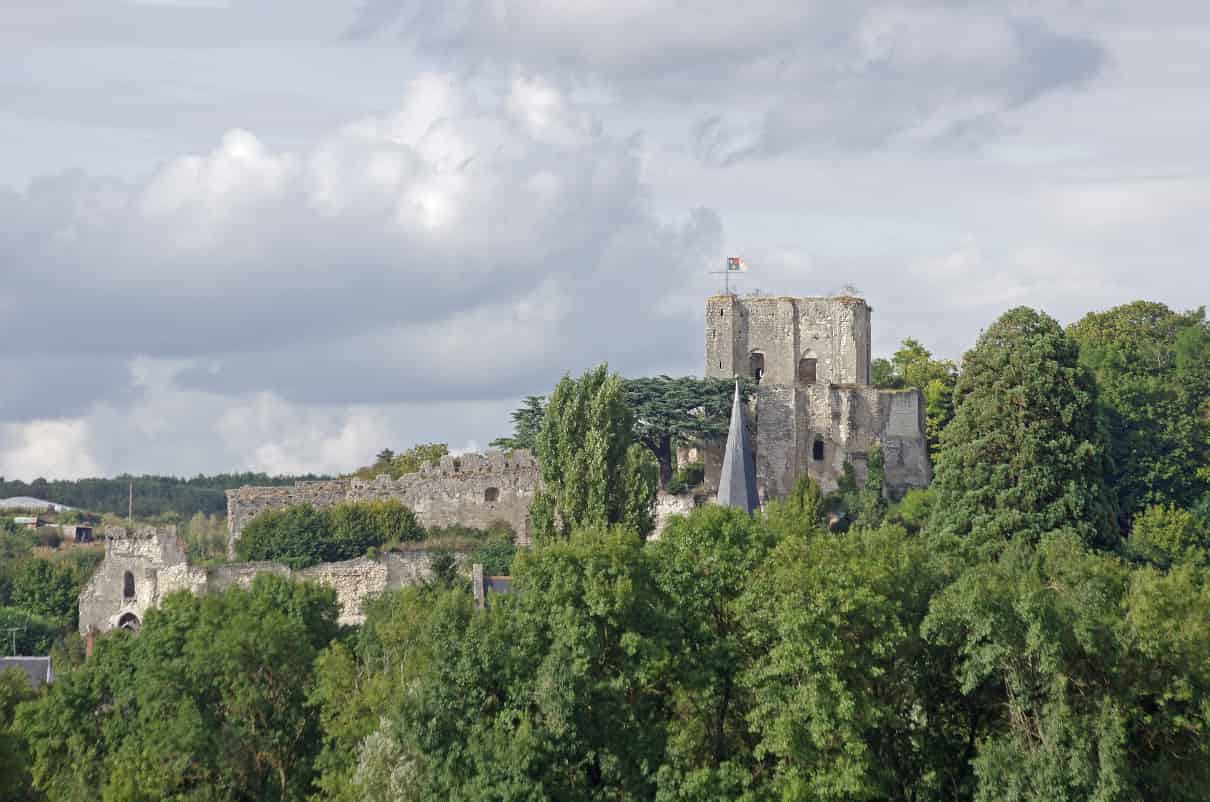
{"left": 78, "top": 525, "right": 454, "bottom": 633}
{"left": 225, "top": 450, "right": 541, "bottom": 555}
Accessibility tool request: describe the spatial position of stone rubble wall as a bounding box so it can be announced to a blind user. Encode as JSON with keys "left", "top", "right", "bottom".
{"left": 226, "top": 450, "right": 540, "bottom": 555}
{"left": 79, "top": 526, "right": 464, "bottom": 634}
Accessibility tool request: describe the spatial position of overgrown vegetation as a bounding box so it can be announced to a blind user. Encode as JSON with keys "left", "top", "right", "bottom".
{"left": 352, "top": 443, "right": 450, "bottom": 480}
{"left": 235, "top": 499, "right": 425, "bottom": 568}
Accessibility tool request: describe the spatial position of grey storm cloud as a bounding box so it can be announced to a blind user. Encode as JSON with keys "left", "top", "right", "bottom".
{"left": 346, "top": 1, "right": 1109, "bottom": 159}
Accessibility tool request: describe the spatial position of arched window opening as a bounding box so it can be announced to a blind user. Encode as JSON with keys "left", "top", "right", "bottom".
{"left": 117, "top": 613, "right": 140, "bottom": 632}
{"left": 123, "top": 571, "right": 135, "bottom": 600}
{"left": 749, "top": 352, "right": 765, "bottom": 384}
{"left": 484, "top": 487, "right": 500, "bottom": 503}
{"left": 798, "top": 357, "right": 817, "bottom": 384}
{"left": 812, "top": 437, "right": 825, "bottom": 462}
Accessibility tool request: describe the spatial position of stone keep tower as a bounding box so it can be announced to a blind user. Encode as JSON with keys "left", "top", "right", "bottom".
{"left": 704, "top": 294, "right": 931, "bottom": 501}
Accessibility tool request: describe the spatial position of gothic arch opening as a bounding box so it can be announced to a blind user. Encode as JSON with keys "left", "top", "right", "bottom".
{"left": 812, "top": 436, "right": 825, "bottom": 462}
{"left": 117, "top": 613, "right": 140, "bottom": 631}
{"left": 123, "top": 571, "right": 135, "bottom": 599}
{"left": 749, "top": 352, "right": 765, "bottom": 384}
{"left": 484, "top": 487, "right": 500, "bottom": 503}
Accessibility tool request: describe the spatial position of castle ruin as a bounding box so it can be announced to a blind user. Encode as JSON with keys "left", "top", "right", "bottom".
{"left": 80, "top": 291, "right": 930, "bottom": 633}
{"left": 703, "top": 294, "right": 931, "bottom": 499}
{"left": 78, "top": 525, "right": 453, "bottom": 633}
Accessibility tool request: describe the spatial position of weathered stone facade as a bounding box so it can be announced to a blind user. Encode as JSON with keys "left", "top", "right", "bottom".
{"left": 79, "top": 526, "right": 456, "bottom": 634}
{"left": 704, "top": 294, "right": 931, "bottom": 498}
{"left": 226, "top": 450, "right": 540, "bottom": 555}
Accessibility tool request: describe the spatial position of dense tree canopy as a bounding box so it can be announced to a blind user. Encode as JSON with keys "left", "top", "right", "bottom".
{"left": 1068, "top": 301, "right": 1210, "bottom": 522}
{"left": 930, "top": 307, "right": 1117, "bottom": 549}
{"left": 16, "top": 576, "right": 340, "bottom": 802}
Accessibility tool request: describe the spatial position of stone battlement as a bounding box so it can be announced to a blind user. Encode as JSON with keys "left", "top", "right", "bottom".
{"left": 226, "top": 449, "right": 540, "bottom": 554}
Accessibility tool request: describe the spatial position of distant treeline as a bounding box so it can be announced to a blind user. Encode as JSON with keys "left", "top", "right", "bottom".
{"left": 0, "top": 473, "right": 330, "bottom": 519}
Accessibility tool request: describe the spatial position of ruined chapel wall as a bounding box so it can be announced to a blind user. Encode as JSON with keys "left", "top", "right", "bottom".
{"left": 81, "top": 525, "right": 464, "bottom": 632}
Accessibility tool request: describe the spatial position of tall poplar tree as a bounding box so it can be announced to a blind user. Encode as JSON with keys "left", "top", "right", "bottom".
{"left": 531, "top": 364, "right": 659, "bottom": 539}
{"left": 930, "top": 307, "right": 1116, "bottom": 548}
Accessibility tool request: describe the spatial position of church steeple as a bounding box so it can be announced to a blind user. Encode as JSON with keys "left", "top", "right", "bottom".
{"left": 717, "top": 380, "right": 758, "bottom": 513}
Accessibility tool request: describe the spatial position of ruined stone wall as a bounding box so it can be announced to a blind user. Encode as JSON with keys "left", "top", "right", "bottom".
{"left": 226, "top": 450, "right": 540, "bottom": 555}
{"left": 349, "top": 451, "right": 539, "bottom": 545}
{"left": 80, "top": 526, "right": 465, "bottom": 634}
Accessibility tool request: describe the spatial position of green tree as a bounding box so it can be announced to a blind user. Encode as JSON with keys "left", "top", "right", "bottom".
{"left": 11, "top": 560, "right": 79, "bottom": 628}
{"left": 237, "top": 501, "right": 422, "bottom": 567}
{"left": 1068, "top": 301, "right": 1210, "bottom": 521}
{"left": 16, "top": 575, "right": 340, "bottom": 802}
{"left": 327, "top": 499, "right": 422, "bottom": 558}
{"left": 1127, "top": 504, "right": 1210, "bottom": 568}
{"left": 236, "top": 503, "right": 331, "bottom": 568}
{"left": 0, "top": 609, "right": 59, "bottom": 656}
{"left": 310, "top": 585, "right": 452, "bottom": 802}
{"left": 648, "top": 506, "right": 774, "bottom": 800}
{"left": 623, "top": 376, "right": 750, "bottom": 487}
{"left": 0, "top": 667, "right": 38, "bottom": 802}
{"left": 531, "top": 364, "right": 659, "bottom": 539}
{"left": 762, "top": 475, "right": 827, "bottom": 540}
{"left": 740, "top": 524, "right": 972, "bottom": 801}
{"left": 398, "top": 527, "right": 672, "bottom": 801}
{"left": 490, "top": 395, "right": 547, "bottom": 451}
{"left": 924, "top": 534, "right": 1210, "bottom": 802}
{"left": 354, "top": 444, "right": 449, "bottom": 480}
{"left": 930, "top": 307, "right": 1117, "bottom": 550}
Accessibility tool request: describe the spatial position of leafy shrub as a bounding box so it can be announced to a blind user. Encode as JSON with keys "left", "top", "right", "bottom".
{"left": 237, "top": 504, "right": 331, "bottom": 568}
{"left": 11, "top": 559, "right": 79, "bottom": 627}
{"left": 469, "top": 536, "right": 517, "bottom": 576}
{"left": 666, "top": 461, "right": 705, "bottom": 495}
{"left": 35, "top": 529, "right": 61, "bottom": 549}
{"left": 236, "top": 500, "right": 422, "bottom": 568}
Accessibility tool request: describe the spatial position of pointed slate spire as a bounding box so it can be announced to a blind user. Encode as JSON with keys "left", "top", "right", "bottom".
{"left": 717, "top": 380, "right": 759, "bottom": 513}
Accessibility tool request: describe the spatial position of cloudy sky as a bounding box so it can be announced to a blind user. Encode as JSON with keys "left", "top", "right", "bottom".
{"left": 2, "top": 0, "right": 1208, "bottom": 480}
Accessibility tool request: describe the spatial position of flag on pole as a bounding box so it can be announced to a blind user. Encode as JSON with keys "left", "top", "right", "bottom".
{"left": 726, "top": 256, "right": 747, "bottom": 272}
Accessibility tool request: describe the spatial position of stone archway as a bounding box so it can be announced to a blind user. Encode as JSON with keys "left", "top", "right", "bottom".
{"left": 117, "top": 612, "right": 141, "bottom": 632}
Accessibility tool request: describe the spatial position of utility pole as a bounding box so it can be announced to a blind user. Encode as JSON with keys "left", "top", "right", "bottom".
{"left": 128, "top": 480, "right": 133, "bottom": 524}
{"left": 2, "top": 626, "right": 24, "bottom": 657}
